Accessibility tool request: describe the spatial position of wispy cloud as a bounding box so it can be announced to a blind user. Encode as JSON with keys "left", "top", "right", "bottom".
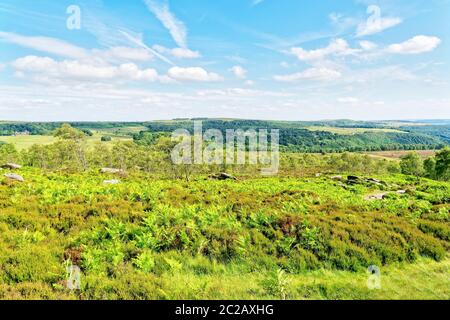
{"left": 119, "top": 30, "right": 175, "bottom": 65}
{"left": 252, "top": 0, "right": 264, "bottom": 6}
{"left": 356, "top": 5, "right": 402, "bottom": 37}
{"left": 144, "top": 0, "right": 187, "bottom": 48}
{"left": 0, "top": 31, "right": 88, "bottom": 59}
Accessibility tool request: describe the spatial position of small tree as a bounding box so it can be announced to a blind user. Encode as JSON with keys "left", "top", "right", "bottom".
{"left": 435, "top": 147, "right": 450, "bottom": 180}
{"left": 423, "top": 157, "right": 436, "bottom": 179}
{"left": 101, "top": 136, "right": 112, "bottom": 142}
{"left": 400, "top": 152, "right": 424, "bottom": 176}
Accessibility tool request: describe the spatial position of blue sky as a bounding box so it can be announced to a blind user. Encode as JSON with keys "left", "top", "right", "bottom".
{"left": 0, "top": 0, "right": 449, "bottom": 121}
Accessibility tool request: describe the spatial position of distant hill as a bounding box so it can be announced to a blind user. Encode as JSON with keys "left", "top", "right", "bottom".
{"left": 1, "top": 119, "right": 449, "bottom": 153}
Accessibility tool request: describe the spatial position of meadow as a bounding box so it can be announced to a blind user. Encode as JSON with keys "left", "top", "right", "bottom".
{"left": 0, "top": 132, "right": 132, "bottom": 151}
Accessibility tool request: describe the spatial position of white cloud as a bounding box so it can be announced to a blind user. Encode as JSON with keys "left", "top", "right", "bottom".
{"left": 356, "top": 6, "right": 402, "bottom": 37}
{"left": 144, "top": 0, "right": 187, "bottom": 48}
{"left": 274, "top": 67, "right": 342, "bottom": 82}
{"left": 290, "top": 39, "right": 360, "bottom": 62}
{"left": 0, "top": 31, "right": 88, "bottom": 59}
{"left": 359, "top": 40, "right": 377, "bottom": 51}
{"left": 167, "top": 66, "right": 223, "bottom": 82}
{"left": 386, "top": 35, "right": 441, "bottom": 54}
{"left": 153, "top": 45, "right": 201, "bottom": 58}
{"left": 0, "top": 31, "right": 158, "bottom": 64}
{"left": 12, "top": 56, "right": 161, "bottom": 82}
{"left": 229, "top": 65, "right": 247, "bottom": 79}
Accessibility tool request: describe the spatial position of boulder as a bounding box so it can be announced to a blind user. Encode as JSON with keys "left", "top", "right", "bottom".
{"left": 330, "top": 175, "right": 343, "bottom": 181}
{"left": 364, "top": 192, "right": 388, "bottom": 201}
{"left": 209, "top": 172, "right": 237, "bottom": 181}
{"left": 396, "top": 190, "right": 407, "bottom": 195}
{"left": 315, "top": 173, "right": 322, "bottom": 177}
{"left": 347, "top": 175, "right": 361, "bottom": 185}
{"left": 1, "top": 163, "right": 22, "bottom": 170}
{"left": 4, "top": 173, "right": 24, "bottom": 182}
{"left": 103, "top": 179, "right": 120, "bottom": 185}
{"left": 100, "top": 168, "right": 124, "bottom": 174}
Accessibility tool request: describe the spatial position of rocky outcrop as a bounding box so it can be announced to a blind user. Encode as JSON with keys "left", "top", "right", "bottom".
{"left": 4, "top": 173, "right": 24, "bottom": 182}
{"left": 209, "top": 172, "right": 237, "bottom": 181}
{"left": 1, "top": 163, "right": 22, "bottom": 170}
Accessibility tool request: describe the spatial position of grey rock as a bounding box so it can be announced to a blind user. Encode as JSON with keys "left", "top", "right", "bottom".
{"left": 1, "top": 163, "right": 22, "bottom": 170}
{"left": 364, "top": 192, "right": 388, "bottom": 201}
{"left": 4, "top": 173, "right": 24, "bottom": 182}
{"left": 103, "top": 179, "right": 121, "bottom": 185}
{"left": 209, "top": 172, "right": 237, "bottom": 180}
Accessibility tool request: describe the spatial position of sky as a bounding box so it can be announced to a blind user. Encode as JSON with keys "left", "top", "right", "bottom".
{"left": 0, "top": 0, "right": 449, "bottom": 121}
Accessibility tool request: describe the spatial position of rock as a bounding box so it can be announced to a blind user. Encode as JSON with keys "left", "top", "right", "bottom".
{"left": 364, "top": 192, "right": 388, "bottom": 201}
{"left": 331, "top": 175, "right": 343, "bottom": 181}
{"left": 209, "top": 172, "right": 237, "bottom": 180}
{"left": 1, "top": 163, "right": 22, "bottom": 170}
{"left": 4, "top": 173, "right": 24, "bottom": 182}
{"left": 365, "top": 178, "right": 386, "bottom": 186}
{"left": 396, "top": 190, "right": 407, "bottom": 194}
{"left": 103, "top": 179, "right": 120, "bottom": 185}
{"left": 100, "top": 168, "right": 124, "bottom": 174}
{"left": 347, "top": 175, "right": 361, "bottom": 185}
{"left": 315, "top": 173, "right": 322, "bottom": 177}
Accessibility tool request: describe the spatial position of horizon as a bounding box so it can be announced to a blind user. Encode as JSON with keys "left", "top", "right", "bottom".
{"left": 1, "top": 118, "right": 450, "bottom": 124}
{"left": 1, "top": 0, "right": 450, "bottom": 121}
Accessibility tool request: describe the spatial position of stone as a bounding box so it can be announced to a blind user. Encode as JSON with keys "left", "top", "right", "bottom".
{"left": 103, "top": 179, "right": 120, "bottom": 185}
{"left": 1, "top": 163, "right": 22, "bottom": 170}
{"left": 4, "top": 173, "right": 24, "bottom": 182}
{"left": 364, "top": 192, "right": 388, "bottom": 201}
{"left": 209, "top": 172, "right": 237, "bottom": 180}
{"left": 331, "top": 175, "right": 343, "bottom": 181}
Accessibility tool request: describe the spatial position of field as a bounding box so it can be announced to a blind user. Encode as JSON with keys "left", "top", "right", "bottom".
{"left": 0, "top": 168, "right": 449, "bottom": 300}
{"left": 366, "top": 150, "right": 437, "bottom": 160}
{"left": 0, "top": 133, "right": 132, "bottom": 151}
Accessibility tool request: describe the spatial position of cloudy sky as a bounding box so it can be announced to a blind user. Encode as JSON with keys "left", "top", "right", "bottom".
{"left": 0, "top": 0, "right": 449, "bottom": 121}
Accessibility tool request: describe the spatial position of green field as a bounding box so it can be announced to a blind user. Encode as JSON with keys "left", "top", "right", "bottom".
{"left": 0, "top": 133, "right": 132, "bottom": 151}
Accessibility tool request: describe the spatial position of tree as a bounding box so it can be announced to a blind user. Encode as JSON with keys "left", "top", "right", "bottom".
{"left": 53, "top": 124, "right": 87, "bottom": 170}
{"left": 423, "top": 157, "right": 436, "bottom": 179}
{"left": 400, "top": 152, "right": 424, "bottom": 176}
{"left": 101, "top": 136, "right": 112, "bottom": 142}
{"left": 435, "top": 147, "right": 450, "bottom": 180}
{"left": 53, "top": 124, "right": 85, "bottom": 141}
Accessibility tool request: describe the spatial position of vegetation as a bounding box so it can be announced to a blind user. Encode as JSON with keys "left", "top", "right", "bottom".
{"left": 0, "top": 123, "right": 449, "bottom": 300}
